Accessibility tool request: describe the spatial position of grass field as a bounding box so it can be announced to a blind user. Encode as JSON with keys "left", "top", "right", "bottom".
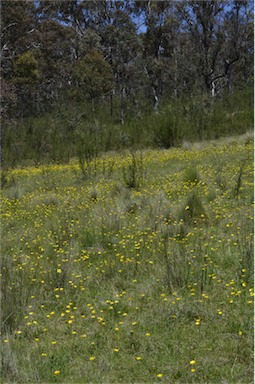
{"left": 1, "top": 134, "right": 254, "bottom": 383}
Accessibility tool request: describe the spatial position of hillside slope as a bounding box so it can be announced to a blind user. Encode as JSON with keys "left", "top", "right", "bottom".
{"left": 1, "top": 136, "right": 254, "bottom": 383}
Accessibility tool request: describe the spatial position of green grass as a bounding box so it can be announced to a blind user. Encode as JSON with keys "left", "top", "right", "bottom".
{"left": 1, "top": 136, "right": 254, "bottom": 383}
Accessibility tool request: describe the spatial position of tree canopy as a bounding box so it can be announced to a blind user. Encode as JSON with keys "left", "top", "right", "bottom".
{"left": 1, "top": 0, "right": 253, "bottom": 119}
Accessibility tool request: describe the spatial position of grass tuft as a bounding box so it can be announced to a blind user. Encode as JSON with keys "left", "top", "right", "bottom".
{"left": 183, "top": 166, "right": 201, "bottom": 184}
{"left": 177, "top": 190, "right": 207, "bottom": 223}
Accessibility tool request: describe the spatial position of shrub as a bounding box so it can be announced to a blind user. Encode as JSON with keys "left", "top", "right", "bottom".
{"left": 0, "top": 169, "right": 13, "bottom": 190}
{"left": 76, "top": 122, "right": 101, "bottom": 179}
{"left": 123, "top": 150, "right": 144, "bottom": 189}
{"left": 151, "top": 107, "right": 181, "bottom": 148}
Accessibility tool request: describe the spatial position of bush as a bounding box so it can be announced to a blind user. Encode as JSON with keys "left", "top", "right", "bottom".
{"left": 1, "top": 87, "right": 253, "bottom": 166}
{"left": 122, "top": 150, "right": 144, "bottom": 189}
{"left": 151, "top": 106, "right": 182, "bottom": 148}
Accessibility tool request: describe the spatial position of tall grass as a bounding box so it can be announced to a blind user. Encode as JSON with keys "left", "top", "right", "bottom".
{"left": 0, "top": 132, "right": 253, "bottom": 382}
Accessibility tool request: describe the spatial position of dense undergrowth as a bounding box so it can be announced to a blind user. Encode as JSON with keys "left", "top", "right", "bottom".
{"left": 0, "top": 134, "right": 254, "bottom": 383}
{"left": 2, "top": 87, "right": 253, "bottom": 168}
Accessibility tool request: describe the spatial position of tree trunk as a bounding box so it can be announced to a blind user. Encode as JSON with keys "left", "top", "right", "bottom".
{"left": 152, "top": 87, "right": 159, "bottom": 112}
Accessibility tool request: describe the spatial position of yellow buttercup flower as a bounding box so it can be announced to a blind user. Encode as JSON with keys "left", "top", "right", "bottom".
{"left": 53, "top": 370, "right": 60, "bottom": 375}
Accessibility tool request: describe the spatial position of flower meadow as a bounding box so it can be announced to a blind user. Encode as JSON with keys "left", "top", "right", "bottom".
{"left": 1, "top": 137, "right": 254, "bottom": 383}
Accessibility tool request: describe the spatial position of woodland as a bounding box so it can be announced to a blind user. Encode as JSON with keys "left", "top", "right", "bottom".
{"left": 1, "top": 0, "right": 254, "bottom": 165}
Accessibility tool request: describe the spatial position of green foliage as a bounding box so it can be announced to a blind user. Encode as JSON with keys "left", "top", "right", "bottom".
{"left": 13, "top": 51, "right": 40, "bottom": 84}
{"left": 75, "top": 121, "right": 102, "bottom": 180}
{"left": 150, "top": 105, "right": 182, "bottom": 148}
{"left": 71, "top": 49, "right": 113, "bottom": 102}
{"left": 122, "top": 150, "right": 144, "bottom": 189}
{"left": 2, "top": 0, "right": 253, "bottom": 123}
{"left": 1, "top": 169, "right": 10, "bottom": 190}
{"left": 1, "top": 87, "right": 253, "bottom": 167}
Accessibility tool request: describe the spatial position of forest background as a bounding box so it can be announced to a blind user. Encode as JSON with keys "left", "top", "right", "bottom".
{"left": 1, "top": 0, "right": 254, "bottom": 168}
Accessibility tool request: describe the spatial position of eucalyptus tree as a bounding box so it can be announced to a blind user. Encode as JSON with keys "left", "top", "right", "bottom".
{"left": 36, "top": 19, "right": 75, "bottom": 110}
{"left": 176, "top": 0, "right": 253, "bottom": 96}
{"left": 100, "top": 3, "right": 141, "bottom": 121}
{"left": 1, "top": 0, "right": 39, "bottom": 116}
{"left": 222, "top": 0, "right": 254, "bottom": 92}
{"left": 71, "top": 48, "right": 113, "bottom": 104}
{"left": 133, "top": 1, "right": 185, "bottom": 109}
